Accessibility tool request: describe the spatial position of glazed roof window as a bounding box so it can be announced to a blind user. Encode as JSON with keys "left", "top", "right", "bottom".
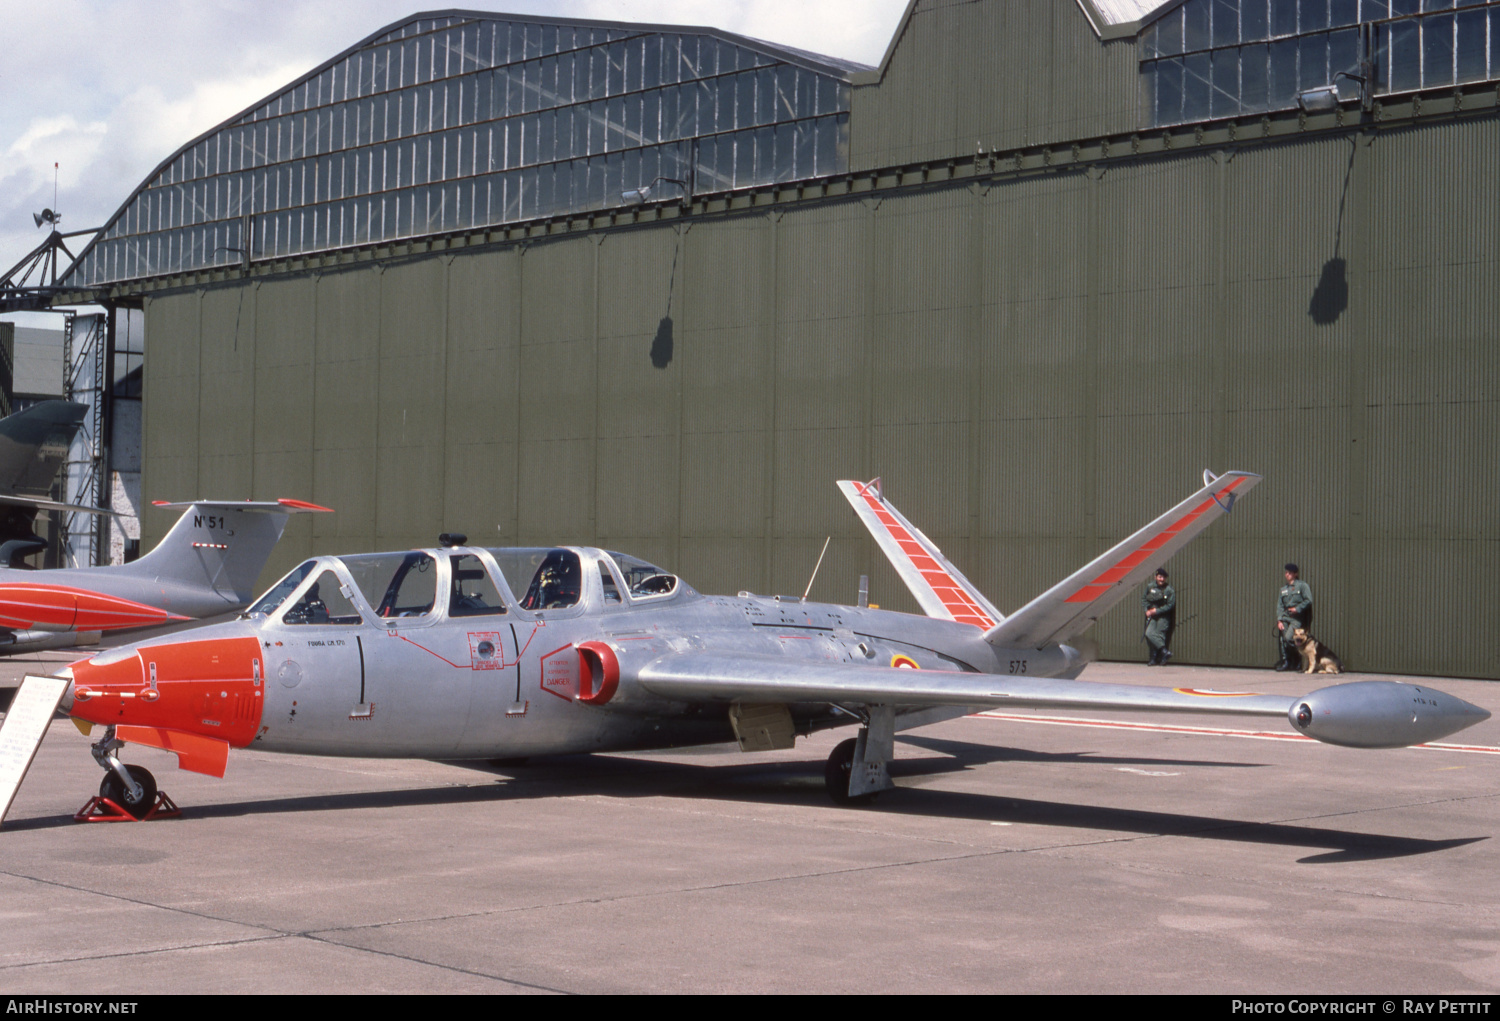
{"left": 1140, "top": 0, "right": 1500, "bottom": 127}
{"left": 66, "top": 12, "right": 863, "bottom": 288}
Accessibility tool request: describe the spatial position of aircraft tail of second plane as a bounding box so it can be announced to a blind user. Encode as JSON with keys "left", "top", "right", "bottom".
{"left": 115, "top": 499, "right": 332, "bottom": 605}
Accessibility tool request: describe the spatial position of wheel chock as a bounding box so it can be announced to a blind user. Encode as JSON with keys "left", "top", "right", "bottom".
{"left": 73, "top": 791, "right": 182, "bottom": 822}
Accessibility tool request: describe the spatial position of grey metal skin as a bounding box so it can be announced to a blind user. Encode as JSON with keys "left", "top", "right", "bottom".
{"left": 1290, "top": 681, "right": 1492, "bottom": 749}
{"left": 0, "top": 400, "right": 89, "bottom": 502}
{"left": 0, "top": 502, "right": 309, "bottom": 653}
{"left": 57, "top": 542, "right": 1490, "bottom": 782}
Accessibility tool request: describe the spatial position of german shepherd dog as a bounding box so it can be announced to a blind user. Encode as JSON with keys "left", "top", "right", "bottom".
{"left": 1292, "top": 628, "right": 1344, "bottom": 674}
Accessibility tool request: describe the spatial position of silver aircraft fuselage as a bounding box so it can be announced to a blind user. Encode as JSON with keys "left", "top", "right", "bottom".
{"left": 53, "top": 475, "right": 1491, "bottom": 814}
{"left": 67, "top": 545, "right": 1035, "bottom": 761}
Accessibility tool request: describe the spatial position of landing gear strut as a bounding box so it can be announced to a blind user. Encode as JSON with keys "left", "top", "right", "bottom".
{"left": 74, "top": 726, "right": 179, "bottom": 822}
{"left": 823, "top": 706, "right": 896, "bottom": 806}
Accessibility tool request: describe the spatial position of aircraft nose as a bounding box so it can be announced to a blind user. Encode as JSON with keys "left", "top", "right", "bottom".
{"left": 1290, "top": 680, "right": 1491, "bottom": 748}
{"left": 66, "top": 633, "right": 266, "bottom": 747}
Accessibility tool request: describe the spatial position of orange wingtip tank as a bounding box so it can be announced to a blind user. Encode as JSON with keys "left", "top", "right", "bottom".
{"left": 0, "top": 583, "right": 191, "bottom": 631}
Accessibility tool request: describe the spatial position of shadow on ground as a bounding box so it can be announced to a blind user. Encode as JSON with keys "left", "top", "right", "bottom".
{"left": 9, "top": 740, "right": 1483, "bottom": 864}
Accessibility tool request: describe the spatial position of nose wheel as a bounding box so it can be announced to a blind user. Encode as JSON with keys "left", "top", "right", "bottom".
{"left": 99, "top": 765, "right": 158, "bottom": 819}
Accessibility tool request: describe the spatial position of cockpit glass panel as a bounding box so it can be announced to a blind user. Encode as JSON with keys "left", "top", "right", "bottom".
{"left": 246, "top": 560, "right": 317, "bottom": 617}
{"left": 608, "top": 552, "right": 679, "bottom": 599}
{"left": 341, "top": 551, "right": 438, "bottom": 618}
{"left": 486, "top": 549, "right": 551, "bottom": 602}
{"left": 448, "top": 554, "right": 507, "bottom": 617}
{"left": 282, "top": 569, "right": 363, "bottom": 625}
{"left": 487, "top": 549, "right": 583, "bottom": 611}
{"left": 599, "top": 560, "right": 622, "bottom": 604}
{"left": 521, "top": 549, "right": 582, "bottom": 610}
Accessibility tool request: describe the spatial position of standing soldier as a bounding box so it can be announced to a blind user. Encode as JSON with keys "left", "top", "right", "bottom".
{"left": 1141, "top": 567, "right": 1176, "bottom": 666}
{"left": 1275, "top": 562, "right": 1313, "bottom": 671}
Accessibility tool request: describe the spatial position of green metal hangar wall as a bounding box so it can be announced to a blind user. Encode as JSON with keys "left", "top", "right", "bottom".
{"left": 59, "top": 1, "right": 1500, "bottom": 677}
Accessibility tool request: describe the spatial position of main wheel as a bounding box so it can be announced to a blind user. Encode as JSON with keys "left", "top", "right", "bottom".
{"left": 100, "top": 765, "right": 157, "bottom": 820}
{"left": 824, "top": 738, "right": 877, "bottom": 806}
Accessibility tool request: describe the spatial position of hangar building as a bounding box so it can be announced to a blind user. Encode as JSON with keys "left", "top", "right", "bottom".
{"left": 55, "top": 1, "right": 1500, "bottom": 677}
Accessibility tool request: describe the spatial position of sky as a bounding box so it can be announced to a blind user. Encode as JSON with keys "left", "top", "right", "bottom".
{"left": 0, "top": 0, "right": 909, "bottom": 326}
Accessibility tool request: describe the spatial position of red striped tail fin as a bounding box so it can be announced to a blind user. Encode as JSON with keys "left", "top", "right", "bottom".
{"left": 837, "top": 479, "right": 1003, "bottom": 629}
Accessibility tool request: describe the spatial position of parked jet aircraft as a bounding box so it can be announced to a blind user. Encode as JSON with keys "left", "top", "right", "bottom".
{"left": 0, "top": 400, "right": 95, "bottom": 566}
{"left": 41, "top": 472, "right": 1491, "bottom": 816}
{"left": 0, "top": 498, "right": 330, "bottom": 657}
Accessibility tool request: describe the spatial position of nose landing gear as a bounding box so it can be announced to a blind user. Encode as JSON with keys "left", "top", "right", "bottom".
{"left": 74, "top": 727, "right": 180, "bottom": 822}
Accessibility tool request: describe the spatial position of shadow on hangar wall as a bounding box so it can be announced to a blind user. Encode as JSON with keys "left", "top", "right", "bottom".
{"left": 53, "top": 0, "right": 1500, "bottom": 680}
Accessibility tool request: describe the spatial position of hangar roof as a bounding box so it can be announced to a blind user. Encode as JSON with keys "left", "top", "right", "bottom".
{"left": 1075, "top": 0, "right": 1185, "bottom": 40}
{"left": 64, "top": 10, "right": 865, "bottom": 289}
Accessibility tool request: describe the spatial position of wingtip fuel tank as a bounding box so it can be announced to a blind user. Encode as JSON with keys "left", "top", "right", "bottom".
{"left": 1289, "top": 680, "right": 1491, "bottom": 749}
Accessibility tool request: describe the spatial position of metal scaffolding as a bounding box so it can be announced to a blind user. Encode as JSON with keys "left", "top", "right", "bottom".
{"left": 61, "top": 312, "right": 108, "bottom": 567}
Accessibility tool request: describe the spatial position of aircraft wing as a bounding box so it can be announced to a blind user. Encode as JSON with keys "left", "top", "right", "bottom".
{"left": 0, "top": 493, "right": 124, "bottom": 517}
{"left": 982, "top": 470, "right": 1261, "bottom": 650}
{"left": 635, "top": 652, "right": 1294, "bottom": 718}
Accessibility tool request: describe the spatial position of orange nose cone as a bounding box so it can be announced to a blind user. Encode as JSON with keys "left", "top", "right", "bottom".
{"left": 70, "top": 635, "right": 266, "bottom": 751}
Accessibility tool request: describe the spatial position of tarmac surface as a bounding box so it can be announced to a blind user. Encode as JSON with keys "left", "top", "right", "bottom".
{"left": 1, "top": 647, "right": 1497, "bottom": 995}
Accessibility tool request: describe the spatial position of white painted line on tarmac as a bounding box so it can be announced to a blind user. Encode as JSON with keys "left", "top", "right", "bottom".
{"left": 969, "top": 711, "right": 1500, "bottom": 755}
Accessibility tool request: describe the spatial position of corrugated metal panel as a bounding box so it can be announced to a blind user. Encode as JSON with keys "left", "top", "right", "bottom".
{"left": 195, "top": 288, "right": 255, "bottom": 500}
{"left": 850, "top": 0, "right": 1143, "bottom": 172}
{"left": 445, "top": 249, "right": 521, "bottom": 544}
{"left": 309, "top": 267, "right": 381, "bottom": 554}
{"left": 595, "top": 228, "right": 680, "bottom": 547}
{"left": 517, "top": 238, "right": 597, "bottom": 544}
{"left": 139, "top": 292, "right": 202, "bottom": 553}
{"left": 250, "top": 276, "right": 316, "bottom": 571}
{"left": 141, "top": 102, "right": 1500, "bottom": 677}
{"left": 375, "top": 259, "right": 448, "bottom": 550}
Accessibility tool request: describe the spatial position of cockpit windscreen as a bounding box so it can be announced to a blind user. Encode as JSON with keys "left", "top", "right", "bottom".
{"left": 245, "top": 560, "right": 317, "bottom": 617}
{"left": 608, "top": 552, "right": 679, "bottom": 599}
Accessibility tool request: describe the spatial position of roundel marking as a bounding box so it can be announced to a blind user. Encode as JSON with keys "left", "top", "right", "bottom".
{"left": 1174, "top": 688, "right": 1263, "bottom": 698}
{"left": 891, "top": 655, "right": 920, "bottom": 670}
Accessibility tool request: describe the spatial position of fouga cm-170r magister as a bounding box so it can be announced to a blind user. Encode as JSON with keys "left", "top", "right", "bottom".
{"left": 24, "top": 471, "right": 1492, "bottom": 818}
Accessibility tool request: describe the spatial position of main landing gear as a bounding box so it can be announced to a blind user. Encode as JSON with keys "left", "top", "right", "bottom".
{"left": 74, "top": 726, "right": 180, "bottom": 821}
{"left": 823, "top": 706, "right": 896, "bottom": 806}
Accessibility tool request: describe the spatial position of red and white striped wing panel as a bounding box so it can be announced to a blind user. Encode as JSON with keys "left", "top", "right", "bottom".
{"left": 984, "top": 471, "right": 1261, "bottom": 650}
{"left": 838, "top": 480, "right": 1002, "bottom": 629}
{"left": 1064, "top": 474, "right": 1256, "bottom": 604}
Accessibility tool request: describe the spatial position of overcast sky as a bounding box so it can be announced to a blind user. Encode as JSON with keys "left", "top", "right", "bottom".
{"left": 0, "top": 0, "right": 908, "bottom": 327}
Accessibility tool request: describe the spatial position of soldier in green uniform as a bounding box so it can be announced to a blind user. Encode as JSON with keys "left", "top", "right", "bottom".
{"left": 1276, "top": 562, "right": 1313, "bottom": 671}
{"left": 1141, "top": 568, "right": 1176, "bottom": 666}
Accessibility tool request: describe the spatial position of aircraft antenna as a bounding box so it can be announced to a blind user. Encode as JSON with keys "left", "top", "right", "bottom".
{"left": 801, "top": 536, "right": 831, "bottom": 603}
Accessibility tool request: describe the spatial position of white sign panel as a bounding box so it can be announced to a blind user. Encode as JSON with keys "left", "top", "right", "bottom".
{"left": 0, "top": 675, "right": 69, "bottom": 829}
